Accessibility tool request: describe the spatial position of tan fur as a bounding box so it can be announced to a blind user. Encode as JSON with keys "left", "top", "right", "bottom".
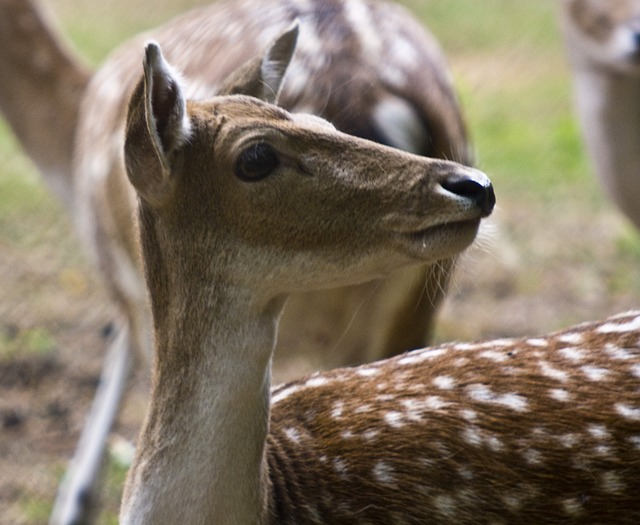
{"left": 120, "top": 35, "right": 494, "bottom": 524}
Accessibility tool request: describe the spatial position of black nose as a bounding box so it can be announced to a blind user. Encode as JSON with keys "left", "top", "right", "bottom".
{"left": 442, "top": 171, "right": 496, "bottom": 217}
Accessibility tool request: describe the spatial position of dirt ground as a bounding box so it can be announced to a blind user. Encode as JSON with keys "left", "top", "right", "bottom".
{"left": 1, "top": 1, "right": 640, "bottom": 524}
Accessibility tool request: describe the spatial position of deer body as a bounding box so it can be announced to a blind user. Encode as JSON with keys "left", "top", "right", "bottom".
{"left": 121, "top": 30, "right": 639, "bottom": 524}
{"left": 560, "top": 0, "right": 640, "bottom": 229}
{"left": 121, "top": 32, "right": 494, "bottom": 524}
{"left": 0, "top": 1, "right": 471, "bottom": 521}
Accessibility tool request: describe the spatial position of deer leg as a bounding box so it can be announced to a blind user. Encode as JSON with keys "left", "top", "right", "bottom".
{"left": 49, "top": 322, "right": 132, "bottom": 525}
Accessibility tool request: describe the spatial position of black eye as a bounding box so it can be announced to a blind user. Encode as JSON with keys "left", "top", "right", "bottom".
{"left": 235, "top": 142, "right": 280, "bottom": 181}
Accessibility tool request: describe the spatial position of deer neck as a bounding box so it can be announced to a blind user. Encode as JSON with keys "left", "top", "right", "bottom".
{"left": 121, "top": 269, "right": 281, "bottom": 525}
{"left": 571, "top": 63, "right": 640, "bottom": 219}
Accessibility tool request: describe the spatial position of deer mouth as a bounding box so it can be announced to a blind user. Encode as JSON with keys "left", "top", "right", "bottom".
{"left": 398, "top": 217, "right": 482, "bottom": 259}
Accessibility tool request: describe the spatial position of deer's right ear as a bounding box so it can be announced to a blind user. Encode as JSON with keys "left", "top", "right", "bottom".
{"left": 217, "top": 23, "right": 299, "bottom": 104}
{"left": 124, "top": 41, "right": 191, "bottom": 206}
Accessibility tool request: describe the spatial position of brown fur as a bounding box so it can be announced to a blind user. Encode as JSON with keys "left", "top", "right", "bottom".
{"left": 122, "top": 35, "right": 638, "bottom": 524}
{"left": 120, "top": 34, "right": 493, "bottom": 524}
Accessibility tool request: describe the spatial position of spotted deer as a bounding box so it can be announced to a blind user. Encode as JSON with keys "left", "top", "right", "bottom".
{"left": 0, "top": 0, "right": 471, "bottom": 522}
{"left": 560, "top": 0, "right": 640, "bottom": 229}
{"left": 121, "top": 31, "right": 640, "bottom": 524}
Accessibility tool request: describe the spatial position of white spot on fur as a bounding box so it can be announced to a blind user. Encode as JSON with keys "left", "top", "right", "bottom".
{"left": 549, "top": 388, "right": 570, "bottom": 402}
{"left": 557, "top": 332, "right": 584, "bottom": 345}
{"left": 373, "top": 96, "right": 427, "bottom": 154}
{"left": 630, "top": 364, "right": 640, "bottom": 379}
{"left": 587, "top": 424, "right": 611, "bottom": 440}
{"left": 333, "top": 458, "right": 348, "bottom": 478}
{"left": 458, "top": 466, "right": 474, "bottom": 480}
{"left": 453, "top": 342, "right": 479, "bottom": 351}
{"left": 389, "top": 34, "right": 421, "bottom": 69}
{"left": 462, "top": 426, "right": 483, "bottom": 447}
{"left": 466, "top": 384, "right": 528, "bottom": 412}
{"left": 480, "top": 349, "right": 510, "bottom": 363}
{"left": 461, "top": 409, "right": 477, "bottom": 422}
{"left": 601, "top": 471, "right": 626, "bottom": 494}
{"left": 593, "top": 444, "right": 612, "bottom": 457}
{"left": 331, "top": 401, "right": 344, "bottom": 419}
{"left": 362, "top": 429, "right": 380, "bottom": 441}
{"left": 344, "top": 0, "right": 381, "bottom": 55}
{"left": 398, "top": 348, "right": 447, "bottom": 365}
{"left": 539, "top": 361, "right": 569, "bottom": 382}
{"left": 305, "top": 375, "right": 330, "bottom": 388}
{"left": 558, "top": 433, "right": 579, "bottom": 448}
{"left": 433, "top": 375, "right": 456, "bottom": 390}
{"left": 604, "top": 343, "right": 636, "bottom": 360}
{"left": 486, "top": 435, "right": 505, "bottom": 452}
{"left": 502, "top": 493, "right": 523, "bottom": 511}
{"left": 372, "top": 461, "right": 396, "bottom": 485}
{"left": 597, "top": 315, "right": 640, "bottom": 333}
{"left": 284, "top": 427, "right": 301, "bottom": 444}
{"left": 523, "top": 449, "right": 542, "bottom": 465}
{"left": 562, "top": 498, "right": 583, "bottom": 516}
{"left": 453, "top": 357, "right": 469, "bottom": 367}
{"left": 581, "top": 365, "right": 609, "bottom": 381}
{"left": 424, "top": 396, "right": 449, "bottom": 410}
{"left": 384, "top": 411, "right": 405, "bottom": 428}
{"left": 628, "top": 436, "right": 640, "bottom": 450}
{"left": 527, "top": 338, "right": 548, "bottom": 347}
{"left": 433, "top": 494, "right": 456, "bottom": 518}
{"left": 356, "top": 367, "right": 380, "bottom": 377}
{"left": 559, "top": 347, "right": 586, "bottom": 362}
{"left": 615, "top": 403, "right": 640, "bottom": 421}
{"left": 271, "top": 385, "right": 302, "bottom": 404}
{"left": 477, "top": 338, "right": 516, "bottom": 349}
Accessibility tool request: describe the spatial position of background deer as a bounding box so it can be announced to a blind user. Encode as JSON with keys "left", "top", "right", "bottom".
{"left": 560, "top": 0, "right": 640, "bottom": 230}
{"left": 121, "top": 33, "right": 639, "bottom": 524}
{"left": 0, "top": 0, "right": 474, "bottom": 522}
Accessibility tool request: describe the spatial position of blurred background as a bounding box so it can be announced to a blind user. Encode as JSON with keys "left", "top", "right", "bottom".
{"left": 1, "top": 0, "right": 639, "bottom": 523}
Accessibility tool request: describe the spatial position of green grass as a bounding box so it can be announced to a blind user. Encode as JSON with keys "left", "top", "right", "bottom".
{"left": 404, "top": 0, "right": 559, "bottom": 53}
{"left": 0, "top": 327, "right": 57, "bottom": 360}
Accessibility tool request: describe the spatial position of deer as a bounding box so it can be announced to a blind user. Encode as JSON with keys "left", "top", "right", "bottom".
{"left": 120, "top": 29, "right": 640, "bottom": 524}
{"left": 0, "top": 0, "right": 473, "bottom": 522}
{"left": 560, "top": 0, "right": 640, "bottom": 230}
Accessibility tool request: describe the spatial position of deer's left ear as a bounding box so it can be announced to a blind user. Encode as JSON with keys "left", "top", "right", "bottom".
{"left": 217, "top": 22, "right": 299, "bottom": 104}
{"left": 124, "top": 42, "right": 191, "bottom": 206}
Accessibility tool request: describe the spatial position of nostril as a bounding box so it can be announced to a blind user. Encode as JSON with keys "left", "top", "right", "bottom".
{"left": 441, "top": 174, "right": 496, "bottom": 216}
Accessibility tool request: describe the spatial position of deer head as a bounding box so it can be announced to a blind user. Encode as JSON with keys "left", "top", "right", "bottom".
{"left": 124, "top": 26, "right": 495, "bottom": 309}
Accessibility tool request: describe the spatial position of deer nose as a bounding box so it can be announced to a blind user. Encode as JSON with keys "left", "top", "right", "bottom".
{"left": 441, "top": 169, "right": 496, "bottom": 217}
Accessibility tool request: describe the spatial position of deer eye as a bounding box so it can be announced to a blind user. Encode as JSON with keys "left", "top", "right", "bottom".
{"left": 235, "top": 142, "right": 280, "bottom": 181}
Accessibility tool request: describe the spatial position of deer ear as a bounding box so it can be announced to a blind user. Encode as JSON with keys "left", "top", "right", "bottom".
{"left": 124, "top": 41, "right": 191, "bottom": 205}
{"left": 217, "top": 22, "right": 299, "bottom": 104}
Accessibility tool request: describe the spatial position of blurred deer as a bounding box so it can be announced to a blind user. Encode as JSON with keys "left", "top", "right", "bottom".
{"left": 560, "top": 0, "right": 640, "bottom": 229}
